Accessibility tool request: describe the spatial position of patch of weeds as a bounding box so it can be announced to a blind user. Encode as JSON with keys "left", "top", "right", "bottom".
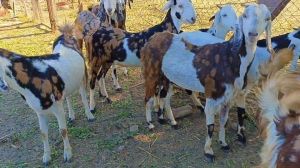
{"left": 96, "top": 136, "right": 125, "bottom": 151}
{"left": 111, "top": 96, "right": 134, "bottom": 120}
{"left": 68, "top": 127, "right": 93, "bottom": 140}
{"left": 49, "top": 121, "right": 59, "bottom": 129}
{"left": 12, "top": 128, "right": 38, "bottom": 142}
{"left": 0, "top": 162, "right": 29, "bottom": 168}
{"left": 225, "top": 159, "right": 237, "bottom": 168}
{"left": 51, "top": 147, "right": 61, "bottom": 160}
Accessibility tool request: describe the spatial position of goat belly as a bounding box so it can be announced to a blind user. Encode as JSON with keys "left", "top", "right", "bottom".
{"left": 161, "top": 38, "right": 205, "bottom": 92}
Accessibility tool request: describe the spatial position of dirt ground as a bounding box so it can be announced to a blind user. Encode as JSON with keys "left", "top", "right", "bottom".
{"left": 0, "top": 0, "right": 298, "bottom": 167}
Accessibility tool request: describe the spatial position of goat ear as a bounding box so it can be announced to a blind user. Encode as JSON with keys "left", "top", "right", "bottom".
{"left": 216, "top": 4, "right": 222, "bottom": 9}
{"left": 265, "top": 17, "right": 273, "bottom": 53}
{"left": 78, "top": 3, "right": 83, "bottom": 13}
{"left": 209, "top": 15, "right": 215, "bottom": 22}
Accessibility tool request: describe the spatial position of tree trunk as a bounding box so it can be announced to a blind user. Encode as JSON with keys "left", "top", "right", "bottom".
{"left": 31, "top": 0, "right": 43, "bottom": 21}
{"left": 21, "top": 0, "right": 28, "bottom": 16}
{"left": 46, "top": 0, "right": 57, "bottom": 33}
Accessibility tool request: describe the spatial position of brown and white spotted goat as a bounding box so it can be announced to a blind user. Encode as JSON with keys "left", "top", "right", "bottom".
{"left": 259, "top": 59, "right": 300, "bottom": 168}
{"left": 0, "top": 24, "right": 95, "bottom": 165}
{"left": 74, "top": 0, "right": 196, "bottom": 113}
{"left": 76, "top": 0, "right": 132, "bottom": 93}
{"left": 141, "top": 4, "right": 272, "bottom": 162}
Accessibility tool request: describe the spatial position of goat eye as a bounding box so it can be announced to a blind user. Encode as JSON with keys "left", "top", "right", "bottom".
{"left": 243, "top": 14, "right": 247, "bottom": 18}
{"left": 222, "top": 14, "right": 227, "bottom": 17}
{"left": 265, "top": 17, "right": 271, "bottom": 21}
{"left": 178, "top": 5, "right": 183, "bottom": 8}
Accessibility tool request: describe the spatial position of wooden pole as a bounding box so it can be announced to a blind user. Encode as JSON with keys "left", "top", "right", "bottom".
{"left": 31, "top": 0, "right": 42, "bottom": 21}
{"left": 258, "top": 0, "right": 291, "bottom": 20}
{"left": 46, "top": 0, "right": 57, "bottom": 33}
{"left": 21, "top": 0, "right": 28, "bottom": 16}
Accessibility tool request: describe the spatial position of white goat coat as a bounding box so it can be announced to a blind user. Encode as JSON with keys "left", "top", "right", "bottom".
{"left": 52, "top": 44, "right": 86, "bottom": 95}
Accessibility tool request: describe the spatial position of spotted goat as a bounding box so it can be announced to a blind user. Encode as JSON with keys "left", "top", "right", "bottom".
{"left": 74, "top": 0, "right": 196, "bottom": 113}
{"left": 259, "top": 55, "right": 300, "bottom": 167}
{"left": 0, "top": 24, "right": 95, "bottom": 165}
{"left": 141, "top": 4, "right": 272, "bottom": 162}
{"left": 91, "top": 0, "right": 133, "bottom": 91}
{"left": 181, "top": 4, "right": 238, "bottom": 109}
{"left": 76, "top": 0, "right": 133, "bottom": 93}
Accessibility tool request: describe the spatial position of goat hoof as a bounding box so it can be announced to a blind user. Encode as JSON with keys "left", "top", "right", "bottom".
{"left": 68, "top": 118, "right": 75, "bottom": 125}
{"left": 158, "top": 118, "right": 167, "bottom": 125}
{"left": 88, "top": 118, "right": 96, "bottom": 122}
{"left": 171, "top": 124, "right": 180, "bottom": 130}
{"left": 106, "top": 98, "right": 112, "bottom": 104}
{"left": 237, "top": 134, "right": 247, "bottom": 145}
{"left": 204, "top": 153, "right": 215, "bottom": 163}
{"left": 221, "top": 145, "right": 230, "bottom": 153}
{"left": 116, "top": 88, "right": 122, "bottom": 92}
{"left": 90, "top": 109, "right": 96, "bottom": 114}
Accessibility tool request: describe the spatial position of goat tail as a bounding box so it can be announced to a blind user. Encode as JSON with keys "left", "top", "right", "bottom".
{"left": 260, "top": 47, "right": 294, "bottom": 77}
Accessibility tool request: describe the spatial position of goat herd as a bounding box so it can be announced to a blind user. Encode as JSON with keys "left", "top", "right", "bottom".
{"left": 0, "top": 0, "right": 300, "bottom": 167}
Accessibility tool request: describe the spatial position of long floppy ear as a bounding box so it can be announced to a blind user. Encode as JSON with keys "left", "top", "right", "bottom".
{"left": 260, "top": 4, "right": 273, "bottom": 53}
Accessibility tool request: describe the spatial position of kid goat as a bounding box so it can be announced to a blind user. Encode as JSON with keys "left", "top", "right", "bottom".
{"left": 0, "top": 24, "right": 95, "bottom": 165}
{"left": 259, "top": 67, "right": 300, "bottom": 168}
{"left": 141, "top": 4, "right": 272, "bottom": 162}
{"left": 74, "top": 0, "right": 196, "bottom": 113}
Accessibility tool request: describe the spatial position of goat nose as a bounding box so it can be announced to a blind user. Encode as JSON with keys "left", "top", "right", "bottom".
{"left": 248, "top": 32, "right": 258, "bottom": 37}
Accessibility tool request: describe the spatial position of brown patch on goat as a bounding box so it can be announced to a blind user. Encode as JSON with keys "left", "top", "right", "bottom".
{"left": 0, "top": 48, "right": 13, "bottom": 58}
{"left": 141, "top": 32, "right": 174, "bottom": 103}
{"left": 181, "top": 39, "right": 243, "bottom": 99}
{"left": 276, "top": 117, "right": 300, "bottom": 168}
{"left": 41, "top": 132, "right": 47, "bottom": 141}
{"left": 14, "top": 62, "right": 30, "bottom": 85}
{"left": 60, "top": 129, "right": 68, "bottom": 139}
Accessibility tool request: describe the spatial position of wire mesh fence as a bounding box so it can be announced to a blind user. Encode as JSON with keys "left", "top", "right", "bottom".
{"left": 189, "top": 0, "right": 299, "bottom": 36}
{"left": 125, "top": 0, "right": 299, "bottom": 36}
{"left": 7, "top": 0, "right": 300, "bottom": 36}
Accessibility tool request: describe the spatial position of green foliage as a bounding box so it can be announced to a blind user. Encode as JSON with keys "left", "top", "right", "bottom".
{"left": 68, "top": 127, "right": 93, "bottom": 140}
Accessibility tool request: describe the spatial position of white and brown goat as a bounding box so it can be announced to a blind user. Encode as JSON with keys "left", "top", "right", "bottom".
{"left": 74, "top": 0, "right": 196, "bottom": 113}
{"left": 259, "top": 58, "right": 300, "bottom": 168}
{"left": 141, "top": 4, "right": 272, "bottom": 162}
{"left": 0, "top": 24, "right": 95, "bottom": 165}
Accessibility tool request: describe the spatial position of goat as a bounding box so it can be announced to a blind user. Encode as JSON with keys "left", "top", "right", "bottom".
{"left": 74, "top": 0, "right": 196, "bottom": 113}
{"left": 77, "top": 0, "right": 131, "bottom": 93}
{"left": 0, "top": 24, "right": 95, "bottom": 165}
{"left": 141, "top": 4, "right": 272, "bottom": 162}
{"left": 198, "top": 4, "right": 237, "bottom": 39}
{"left": 259, "top": 58, "right": 300, "bottom": 167}
{"left": 183, "top": 4, "right": 237, "bottom": 109}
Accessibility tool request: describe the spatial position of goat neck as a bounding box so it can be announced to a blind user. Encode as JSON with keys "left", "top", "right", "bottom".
{"left": 161, "top": 9, "right": 180, "bottom": 34}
